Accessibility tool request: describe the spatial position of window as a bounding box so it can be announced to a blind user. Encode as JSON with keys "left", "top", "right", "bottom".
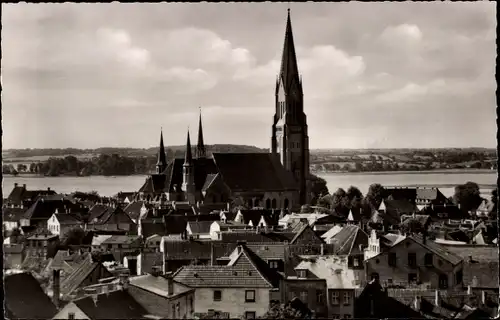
{"left": 68, "top": 313, "right": 75, "bottom": 320}
{"left": 408, "top": 273, "right": 418, "bottom": 284}
{"left": 172, "top": 305, "right": 176, "bottom": 318}
{"left": 331, "top": 291, "right": 339, "bottom": 305}
{"left": 456, "top": 269, "right": 463, "bottom": 285}
{"left": 213, "top": 290, "right": 222, "bottom": 301}
{"left": 343, "top": 291, "right": 351, "bottom": 305}
{"left": 299, "top": 291, "right": 308, "bottom": 302}
{"left": 269, "top": 260, "right": 279, "bottom": 269}
{"left": 439, "top": 274, "right": 448, "bottom": 289}
{"left": 245, "top": 290, "right": 256, "bottom": 302}
{"left": 245, "top": 311, "right": 256, "bottom": 319}
{"left": 388, "top": 252, "right": 397, "bottom": 266}
{"left": 298, "top": 270, "right": 307, "bottom": 278}
{"left": 176, "top": 303, "right": 180, "bottom": 315}
{"left": 118, "top": 244, "right": 122, "bottom": 249}
{"left": 408, "top": 253, "right": 417, "bottom": 268}
{"left": 353, "top": 257, "right": 359, "bottom": 267}
{"left": 424, "top": 253, "right": 433, "bottom": 266}
{"left": 316, "top": 290, "right": 324, "bottom": 304}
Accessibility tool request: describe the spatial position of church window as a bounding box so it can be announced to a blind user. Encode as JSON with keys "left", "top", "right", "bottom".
{"left": 247, "top": 199, "right": 253, "bottom": 208}
{"left": 266, "top": 199, "right": 271, "bottom": 209}
{"left": 271, "top": 199, "right": 277, "bottom": 209}
{"left": 284, "top": 198, "right": 289, "bottom": 209}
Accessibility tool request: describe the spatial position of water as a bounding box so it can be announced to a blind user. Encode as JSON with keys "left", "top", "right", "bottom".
{"left": 2, "top": 171, "right": 497, "bottom": 199}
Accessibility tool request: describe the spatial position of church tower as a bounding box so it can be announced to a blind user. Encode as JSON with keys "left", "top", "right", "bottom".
{"left": 196, "top": 109, "right": 207, "bottom": 159}
{"left": 271, "top": 9, "right": 310, "bottom": 205}
{"left": 182, "top": 129, "right": 196, "bottom": 204}
{"left": 156, "top": 129, "right": 167, "bottom": 174}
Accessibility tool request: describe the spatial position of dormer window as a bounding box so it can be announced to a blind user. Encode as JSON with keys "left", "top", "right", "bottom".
{"left": 297, "top": 269, "right": 307, "bottom": 278}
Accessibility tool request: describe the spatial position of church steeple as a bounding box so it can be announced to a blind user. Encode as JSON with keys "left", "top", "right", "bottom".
{"left": 271, "top": 9, "right": 310, "bottom": 206}
{"left": 184, "top": 129, "right": 193, "bottom": 166}
{"left": 156, "top": 128, "right": 167, "bottom": 174}
{"left": 196, "top": 108, "right": 206, "bottom": 159}
{"left": 278, "top": 8, "right": 301, "bottom": 94}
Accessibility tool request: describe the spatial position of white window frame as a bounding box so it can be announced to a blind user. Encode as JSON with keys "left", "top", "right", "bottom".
{"left": 331, "top": 291, "right": 339, "bottom": 305}
{"left": 343, "top": 291, "right": 351, "bottom": 305}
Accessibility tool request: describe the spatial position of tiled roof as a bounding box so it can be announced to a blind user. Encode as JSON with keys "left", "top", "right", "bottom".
{"left": 101, "top": 235, "right": 141, "bottom": 245}
{"left": 4, "top": 272, "right": 58, "bottom": 319}
{"left": 3, "top": 207, "right": 28, "bottom": 221}
{"left": 90, "top": 207, "right": 133, "bottom": 225}
{"left": 163, "top": 240, "right": 213, "bottom": 260}
{"left": 409, "top": 236, "right": 463, "bottom": 265}
{"left": 439, "top": 244, "right": 498, "bottom": 262}
{"left": 233, "top": 245, "right": 283, "bottom": 287}
{"left": 321, "top": 225, "right": 343, "bottom": 241}
{"left": 60, "top": 254, "right": 98, "bottom": 297}
{"left": 330, "top": 224, "right": 369, "bottom": 255}
{"left": 219, "top": 230, "right": 296, "bottom": 243}
{"left": 92, "top": 235, "right": 113, "bottom": 246}
{"left": 73, "top": 290, "right": 149, "bottom": 320}
{"left": 123, "top": 201, "right": 153, "bottom": 220}
{"left": 212, "top": 153, "right": 298, "bottom": 192}
{"left": 383, "top": 199, "right": 418, "bottom": 215}
{"left": 88, "top": 204, "right": 110, "bottom": 221}
{"left": 463, "top": 261, "right": 499, "bottom": 288}
{"left": 202, "top": 173, "right": 219, "bottom": 192}
{"left": 295, "top": 256, "right": 364, "bottom": 289}
{"left": 129, "top": 274, "right": 192, "bottom": 298}
{"left": 238, "top": 243, "right": 288, "bottom": 261}
{"left": 141, "top": 220, "right": 167, "bottom": 237}
{"left": 163, "top": 215, "right": 189, "bottom": 235}
{"left": 174, "top": 245, "right": 278, "bottom": 288}
{"left": 23, "top": 198, "right": 82, "bottom": 221}
{"left": 187, "top": 221, "right": 213, "bottom": 234}
{"left": 54, "top": 213, "right": 82, "bottom": 224}
{"left": 7, "top": 185, "right": 27, "bottom": 205}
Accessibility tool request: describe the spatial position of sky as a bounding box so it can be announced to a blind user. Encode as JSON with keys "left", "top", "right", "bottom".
{"left": 2, "top": 2, "right": 496, "bottom": 150}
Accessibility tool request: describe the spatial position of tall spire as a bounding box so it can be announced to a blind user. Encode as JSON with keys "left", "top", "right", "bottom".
{"left": 279, "top": 8, "right": 300, "bottom": 92}
{"left": 156, "top": 128, "right": 167, "bottom": 174}
{"left": 196, "top": 107, "right": 206, "bottom": 158}
{"left": 184, "top": 129, "right": 193, "bottom": 165}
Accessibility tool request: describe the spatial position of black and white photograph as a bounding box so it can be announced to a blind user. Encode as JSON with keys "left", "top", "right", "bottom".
{"left": 2, "top": 2, "right": 498, "bottom": 319}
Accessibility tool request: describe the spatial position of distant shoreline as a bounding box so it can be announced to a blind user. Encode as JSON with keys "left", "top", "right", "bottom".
{"left": 312, "top": 168, "right": 496, "bottom": 175}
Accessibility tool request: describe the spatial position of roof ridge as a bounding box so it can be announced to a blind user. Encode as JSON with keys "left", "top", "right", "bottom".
{"left": 239, "top": 246, "right": 275, "bottom": 288}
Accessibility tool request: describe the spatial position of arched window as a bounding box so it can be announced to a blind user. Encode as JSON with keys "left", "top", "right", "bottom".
{"left": 271, "top": 199, "right": 277, "bottom": 209}
{"left": 247, "top": 199, "right": 253, "bottom": 208}
{"left": 265, "top": 199, "right": 271, "bottom": 209}
{"left": 254, "top": 199, "right": 259, "bottom": 208}
{"left": 284, "top": 198, "right": 289, "bottom": 209}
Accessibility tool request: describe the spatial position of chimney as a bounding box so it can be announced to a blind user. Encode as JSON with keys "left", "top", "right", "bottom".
{"left": 52, "top": 269, "right": 60, "bottom": 309}
{"left": 210, "top": 242, "right": 215, "bottom": 266}
{"left": 23, "top": 184, "right": 26, "bottom": 189}
{"left": 14, "top": 183, "right": 18, "bottom": 188}
{"left": 48, "top": 187, "right": 51, "bottom": 192}
{"left": 167, "top": 273, "right": 174, "bottom": 296}
{"left": 320, "top": 243, "right": 324, "bottom": 255}
{"left": 151, "top": 266, "right": 162, "bottom": 277}
{"left": 481, "top": 290, "right": 487, "bottom": 305}
{"left": 226, "top": 202, "right": 230, "bottom": 211}
{"left": 434, "top": 290, "right": 440, "bottom": 306}
{"left": 467, "top": 285, "right": 472, "bottom": 295}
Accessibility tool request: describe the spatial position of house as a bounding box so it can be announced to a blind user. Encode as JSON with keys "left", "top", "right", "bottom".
{"left": 100, "top": 235, "right": 142, "bottom": 263}
{"left": 278, "top": 212, "right": 328, "bottom": 229}
{"left": 87, "top": 206, "right": 136, "bottom": 233}
{"left": 284, "top": 269, "right": 328, "bottom": 318}
{"left": 127, "top": 272, "right": 195, "bottom": 319}
{"left": 138, "top": 218, "right": 167, "bottom": 238}
{"left": 329, "top": 224, "right": 369, "bottom": 270}
{"left": 4, "top": 272, "right": 58, "bottom": 319}
{"left": 21, "top": 198, "right": 83, "bottom": 228}
{"left": 210, "top": 220, "right": 249, "bottom": 240}
{"left": 186, "top": 220, "right": 213, "bottom": 239}
{"left": 234, "top": 209, "right": 277, "bottom": 228}
{"left": 160, "top": 239, "right": 219, "bottom": 272}
{"left": 321, "top": 225, "right": 343, "bottom": 244}
{"left": 52, "top": 286, "right": 150, "bottom": 320}
{"left": 365, "top": 235, "right": 464, "bottom": 290}
{"left": 25, "top": 233, "right": 59, "bottom": 258}
{"left": 123, "top": 201, "right": 154, "bottom": 223}
{"left": 294, "top": 255, "right": 365, "bottom": 318}
{"left": 59, "top": 253, "right": 114, "bottom": 300}
{"left": 6, "top": 183, "right": 57, "bottom": 207}
{"left": 91, "top": 235, "right": 113, "bottom": 252}
{"left": 4, "top": 243, "right": 25, "bottom": 269}
{"left": 47, "top": 213, "right": 82, "bottom": 236}
{"left": 372, "top": 199, "right": 418, "bottom": 231}
{"left": 173, "top": 245, "right": 283, "bottom": 319}
{"left": 113, "top": 191, "right": 138, "bottom": 204}
{"left": 3, "top": 206, "right": 28, "bottom": 231}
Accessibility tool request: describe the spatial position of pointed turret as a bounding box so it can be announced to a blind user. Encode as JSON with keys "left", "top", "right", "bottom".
{"left": 184, "top": 129, "right": 193, "bottom": 165}
{"left": 156, "top": 128, "right": 167, "bottom": 174}
{"left": 196, "top": 109, "right": 206, "bottom": 158}
{"left": 278, "top": 9, "right": 300, "bottom": 93}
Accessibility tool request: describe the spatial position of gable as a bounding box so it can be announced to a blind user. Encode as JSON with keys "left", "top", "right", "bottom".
{"left": 291, "top": 225, "right": 324, "bottom": 245}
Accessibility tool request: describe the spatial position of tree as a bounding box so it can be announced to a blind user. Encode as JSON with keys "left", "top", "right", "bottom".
{"left": 17, "top": 163, "right": 27, "bottom": 172}
{"left": 308, "top": 174, "right": 329, "bottom": 206}
{"left": 453, "top": 181, "right": 482, "bottom": 214}
{"left": 29, "top": 162, "right": 37, "bottom": 173}
{"left": 317, "top": 194, "right": 332, "bottom": 209}
{"left": 365, "top": 183, "right": 387, "bottom": 210}
{"left": 261, "top": 300, "right": 312, "bottom": 319}
{"left": 61, "top": 227, "right": 86, "bottom": 247}
{"left": 64, "top": 155, "right": 79, "bottom": 173}
{"left": 300, "top": 204, "right": 314, "bottom": 214}
{"left": 332, "top": 188, "right": 350, "bottom": 216}
{"left": 401, "top": 218, "right": 425, "bottom": 235}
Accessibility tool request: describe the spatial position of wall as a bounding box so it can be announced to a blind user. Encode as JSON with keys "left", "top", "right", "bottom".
{"left": 52, "top": 302, "right": 90, "bottom": 320}
{"left": 127, "top": 285, "right": 194, "bottom": 319}
{"left": 285, "top": 280, "right": 328, "bottom": 317}
{"left": 328, "top": 288, "right": 355, "bottom": 319}
{"left": 365, "top": 238, "right": 460, "bottom": 289}
{"left": 193, "top": 287, "right": 270, "bottom": 318}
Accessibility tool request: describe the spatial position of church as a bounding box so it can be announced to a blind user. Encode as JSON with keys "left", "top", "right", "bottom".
{"left": 138, "top": 10, "right": 311, "bottom": 210}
